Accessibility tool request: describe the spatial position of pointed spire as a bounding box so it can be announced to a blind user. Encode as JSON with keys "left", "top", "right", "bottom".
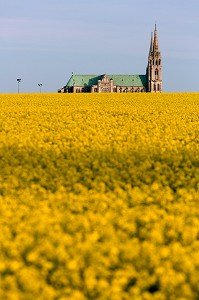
{"left": 153, "top": 24, "right": 159, "bottom": 51}
{"left": 149, "top": 31, "right": 153, "bottom": 55}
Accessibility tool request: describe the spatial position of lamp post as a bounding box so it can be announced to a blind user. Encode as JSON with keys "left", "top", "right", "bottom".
{"left": 38, "top": 83, "right": 42, "bottom": 93}
{"left": 17, "top": 78, "right": 21, "bottom": 93}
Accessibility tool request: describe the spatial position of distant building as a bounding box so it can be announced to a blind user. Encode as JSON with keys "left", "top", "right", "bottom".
{"left": 58, "top": 25, "right": 162, "bottom": 93}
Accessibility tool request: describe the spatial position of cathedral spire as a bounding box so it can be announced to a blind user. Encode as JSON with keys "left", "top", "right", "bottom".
{"left": 153, "top": 24, "right": 159, "bottom": 51}
{"left": 149, "top": 32, "right": 154, "bottom": 55}
{"left": 147, "top": 24, "right": 162, "bottom": 93}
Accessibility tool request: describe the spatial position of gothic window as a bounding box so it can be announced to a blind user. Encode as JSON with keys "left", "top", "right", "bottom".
{"left": 154, "top": 84, "right": 156, "bottom": 91}
{"left": 153, "top": 60, "right": 154, "bottom": 65}
{"left": 159, "top": 59, "right": 161, "bottom": 65}
{"left": 156, "top": 60, "right": 158, "bottom": 65}
{"left": 157, "top": 84, "right": 161, "bottom": 91}
{"left": 155, "top": 69, "right": 159, "bottom": 80}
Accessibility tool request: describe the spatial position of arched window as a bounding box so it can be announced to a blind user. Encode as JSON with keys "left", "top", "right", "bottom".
{"left": 157, "top": 84, "right": 160, "bottom": 91}
{"left": 159, "top": 59, "right": 161, "bottom": 65}
{"left": 154, "top": 84, "right": 156, "bottom": 92}
{"left": 155, "top": 69, "right": 159, "bottom": 80}
{"left": 156, "top": 60, "right": 158, "bottom": 65}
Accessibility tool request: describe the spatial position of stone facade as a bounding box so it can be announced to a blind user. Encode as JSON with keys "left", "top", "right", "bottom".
{"left": 147, "top": 25, "right": 162, "bottom": 92}
{"left": 58, "top": 25, "right": 162, "bottom": 93}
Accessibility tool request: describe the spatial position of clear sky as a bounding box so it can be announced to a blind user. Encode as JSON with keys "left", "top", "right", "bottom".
{"left": 1, "top": 0, "right": 199, "bottom": 93}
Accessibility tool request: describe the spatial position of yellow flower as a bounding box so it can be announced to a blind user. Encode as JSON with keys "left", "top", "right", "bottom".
{"left": 0, "top": 92, "right": 199, "bottom": 299}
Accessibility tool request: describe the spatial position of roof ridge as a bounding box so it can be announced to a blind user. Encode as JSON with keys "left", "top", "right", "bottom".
{"left": 71, "top": 74, "right": 146, "bottom": 77}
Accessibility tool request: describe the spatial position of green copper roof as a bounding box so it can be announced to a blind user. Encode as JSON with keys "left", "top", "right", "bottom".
{"left": 66, "top": 75, "right": 103, "bottom": 87}
{"left": 66, "top": 74, "right": 147, "bottom": 87}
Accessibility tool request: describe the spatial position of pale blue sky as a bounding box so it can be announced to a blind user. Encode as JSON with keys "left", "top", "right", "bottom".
{"left": 1, "top": 0, "right": 199, "bottom": 93}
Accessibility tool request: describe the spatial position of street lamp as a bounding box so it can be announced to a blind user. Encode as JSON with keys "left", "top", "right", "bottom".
{"left": 17, "top": 78, "right": 21, "bottom": 93}
{"left": 38, "top": 83, "right": 42, "bottom": 93}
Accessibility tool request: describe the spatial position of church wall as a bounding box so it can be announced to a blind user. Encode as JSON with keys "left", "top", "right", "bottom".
{"left": 71, "top": 85, "right": 147, "bottom": 93}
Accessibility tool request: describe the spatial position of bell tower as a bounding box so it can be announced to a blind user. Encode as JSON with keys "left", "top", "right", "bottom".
{"left": 147, "top": 25, "right": 162, "bottom": 92}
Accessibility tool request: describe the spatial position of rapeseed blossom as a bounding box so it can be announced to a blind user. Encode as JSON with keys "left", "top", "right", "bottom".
{"left": 0, "top": 93, "right": 199, "bottom": 299}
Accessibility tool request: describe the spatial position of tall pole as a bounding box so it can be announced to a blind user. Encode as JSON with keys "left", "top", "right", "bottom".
{"left": 17, "top": 78, "right": 21, "bottom": 93}
{"left": 38, "top": 83, "right": 42, "bottom": 93}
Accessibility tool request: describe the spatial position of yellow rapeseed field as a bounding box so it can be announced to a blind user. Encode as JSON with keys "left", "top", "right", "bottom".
{"left": 0, "top": 93, "right": 199, "bottom": 300}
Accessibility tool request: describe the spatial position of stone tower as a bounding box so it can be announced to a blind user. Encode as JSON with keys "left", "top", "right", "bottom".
{"left": 147, "top": 25, "right": 162, "bottom": 92}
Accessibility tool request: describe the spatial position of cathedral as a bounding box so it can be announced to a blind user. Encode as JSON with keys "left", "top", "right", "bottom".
{"left": 58, "top": 25, "right": 162, "bottom": 93}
